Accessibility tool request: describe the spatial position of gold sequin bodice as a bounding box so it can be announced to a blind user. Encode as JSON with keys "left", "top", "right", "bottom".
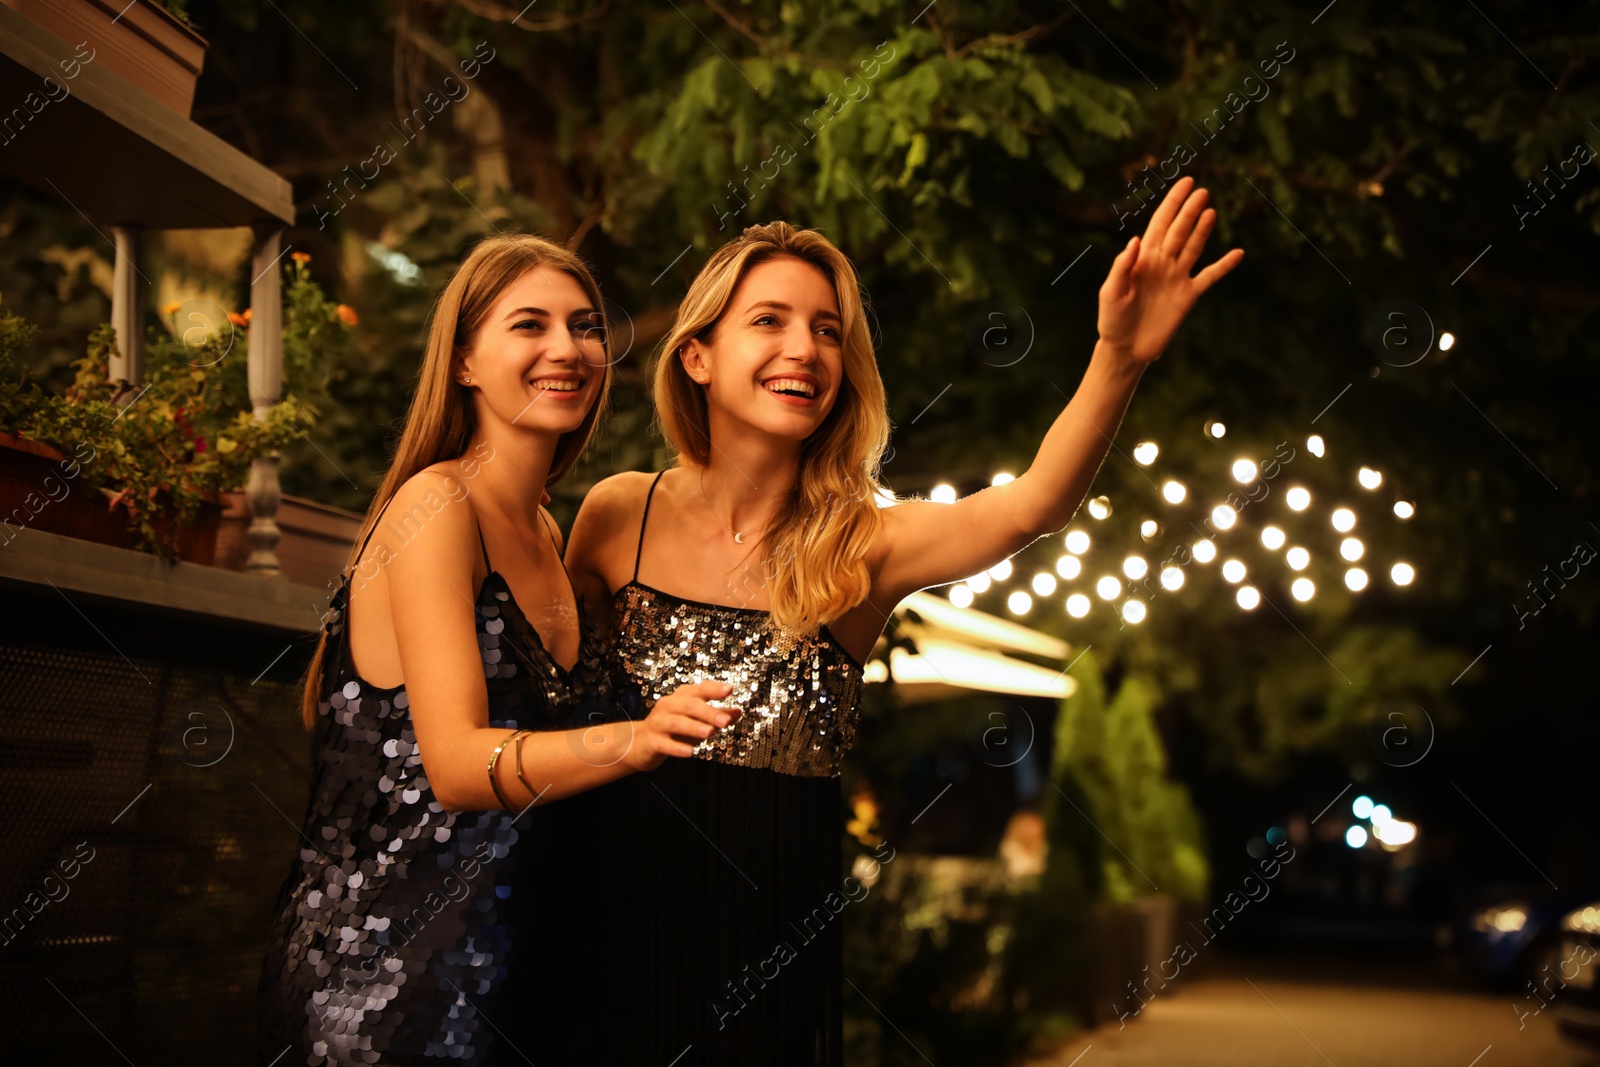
{"left": 608, "top": 580, "right": 864, "bottom": 778}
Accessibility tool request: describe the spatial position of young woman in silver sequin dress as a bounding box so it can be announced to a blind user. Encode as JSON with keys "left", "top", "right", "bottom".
{"left": 562, "top": 178, "right": 1241, "bottom": 1063}
{"left": 257, "top": 234, "right": 742, "bottom": 1066}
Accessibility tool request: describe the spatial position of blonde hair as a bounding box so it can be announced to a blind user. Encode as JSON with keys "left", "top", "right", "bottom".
{"left": 654, "top": 221, "right": 890, "bottom": 636}
{"left": 299, "top": 233, "right": 613, "bottom": 728}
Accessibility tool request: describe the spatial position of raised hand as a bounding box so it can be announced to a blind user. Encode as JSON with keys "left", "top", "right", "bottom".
{"left": 1098, "top": 175, "right": 1244, "bottom": 365}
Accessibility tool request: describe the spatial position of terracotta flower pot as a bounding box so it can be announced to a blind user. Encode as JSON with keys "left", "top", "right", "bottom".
{"left": 0, "top": 431, "right": 220, "bottom": 562}
{"left": 1, "top": 0, "right": 208, "bottom": 115}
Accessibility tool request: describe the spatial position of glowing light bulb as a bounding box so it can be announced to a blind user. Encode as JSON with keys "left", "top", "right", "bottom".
{"left": 1439, "top": 332, "right": 1455, "bottom": 351}
{"left": 1140, "top": 520, "right": 1160, "bottom": 540}
{"left": 1160, "top": 567, "right": 1184, "bottom": 591}
{"left": 1345, "top": 567, "right": 1368, "bottom": 591}
{"left": 1192, "top": 539, "right": 1217, "bottom": 563}
{"left": 1286, "top": 547, "right": 1310, "bottom": 571}
{"left": 1352, "top": 795, "right": 1374, "bottom": 818}
{"left": 1307, "top": 434, "right": 1325, "bottom": 458}
{"left": 1133, "top": 442, "right": 1159, "bottom": 465}
{"left": 1394, "top": 500, "right": 1415, "bottom": 520}
{"left": 1391, "top": 562, "right": 1415, "bottom": 586}
{"left": 1065, "top": 530, "right": 1091, "bottom": 555}
{"left": 1332, "top": 507, "right": 1356, "bottom": 533}
{"left": 1261, "top": 526, "right": 1286, "bottom": 550}
{"left": 1162, "top": 480, "right": 1187, "bottom": 504}
{"left": 1236, "top": 586, "right": 1261, "bottom": 610}
{"left": 1007, "top": 591, "right": 1033, "bottom": 615}
{"left": 1232, "top": 459, "right": 1259, "bottom": 483}
{"left": 1358, "top": 467, "right": 1382, "bottom": 490}
{"left": 1123, "top": 556, "right": 1149, "bottom": 581}
{"left": 1096, "top": 576, "right": 1122, "bottom": 601}
{"left": 1221, "top": 559, "right": 1247, "bottom": 583}
{"left": 1206, "top": 420, "right": 1227, "bottom": 439}
{"left": 1211, "top": 504, "right": 1237, "bottom": 530}
{"left": 1056, "top": 555, "right": 1082, "bottom": 580}
{"left": 1346, "top": 825, "right": 1368, "bottom": 848}
{"left": 967, "top": 571, "right": 992, "bottom": 594}
{"left": 1291, "top": 577, "right": 1315, "bottom": 602}
{"left": 1340, "top": 537, "right": 1364, "bottom": 562}
{"left": 948, "top": 584, "right": 974, "bottom": 608}
{"left": 1121, "top": 600, "right": 1146, "bottom": 624}
{"left": 989, "top": 559, "right": 1013, "bottom": 581}
{"left": 991, "top": 472, "right": 1015, "bottom": 486}
{"left": 930, "top": 483, "right": 957, "bottom": 503}
{"left": 1032, "top": 572, "right": 1058, "bottom": 596}
{"left": 1088, "top": 496, "right": 1112, "bottom": 520}
{"left": 1286, "top": 486, "right": 1311, "bottom": 511}
{"left": 1066, "top": 593, "right": 1091, "bottom": 618}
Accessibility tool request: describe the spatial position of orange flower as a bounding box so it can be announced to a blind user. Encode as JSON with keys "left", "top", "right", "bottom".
{"left": 336, "top": 304, "right": 359, "bottom": 328}
{"left": 163, "top": 301, "right": 181, "bottom": 316}
{"left": 291, "top": 251, "right": 311, "bottom": 265}
{"left": 227, "top": 311, "right": 246, "bottom": 327}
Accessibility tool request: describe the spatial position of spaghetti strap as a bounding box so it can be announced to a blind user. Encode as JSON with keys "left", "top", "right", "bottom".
{"left": 475, "top": 518, "right": 493, "bottom": 573}
{"left": 633, "top": 471, "right": 666, "bottom": 583}
{"left": 537, "top": 509, "right": 571, "bottom": 578}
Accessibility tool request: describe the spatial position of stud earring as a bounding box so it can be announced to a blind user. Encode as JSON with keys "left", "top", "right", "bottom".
{"left": 462, "top": 376, "right": 471, "bottom": 384}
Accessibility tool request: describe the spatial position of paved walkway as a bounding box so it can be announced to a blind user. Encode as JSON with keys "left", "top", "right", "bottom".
{"left": 1026, "top": 957, "right": 1593, "bottom": 1067}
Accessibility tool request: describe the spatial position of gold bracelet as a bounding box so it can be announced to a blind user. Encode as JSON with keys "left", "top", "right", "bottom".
{"left": 513, "top": 730, "right": 541, "bottom": 808}
{"left": 486, "top": 729, "right": 528, "bottom": 810}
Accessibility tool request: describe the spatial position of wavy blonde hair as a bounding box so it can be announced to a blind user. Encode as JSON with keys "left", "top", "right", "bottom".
{"left": 654, "top": 221, "right": 890, "bottom": 636}
{"left": 299, "top": 233, "right": 613, "bottom": 727}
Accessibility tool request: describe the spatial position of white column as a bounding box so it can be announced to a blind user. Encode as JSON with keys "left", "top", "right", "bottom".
{"left": 109, "top": 226, "right": 143, "bottom": 392}
{"left": 245, "top": 224, "right": 284, "bottom": 574}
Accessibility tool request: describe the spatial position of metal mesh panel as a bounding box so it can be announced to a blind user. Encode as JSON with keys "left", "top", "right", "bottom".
{"left": 0, "top": 605, "right": 314, "bottom": 1066}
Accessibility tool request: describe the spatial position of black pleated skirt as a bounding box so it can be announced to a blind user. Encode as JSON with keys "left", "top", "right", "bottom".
{"left": 495, "top": 757, "right": 845, "bottom": 1066}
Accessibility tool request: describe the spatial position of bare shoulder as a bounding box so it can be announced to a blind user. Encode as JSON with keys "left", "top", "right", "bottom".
{"left": 566, "top": 471, "right": 660, "bottom": 578}
{"left": 361, "top": 465, "right": 479, "bottom": 565}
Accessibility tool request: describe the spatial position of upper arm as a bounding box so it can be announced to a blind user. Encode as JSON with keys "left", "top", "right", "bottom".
{"left": 870, "top": 483, "right": 1044, "bottom": 605}
{"left": 564, "top": 471, "right": 651, "bottom": 635}
{"left": 382, "top": 472, "right": 492, "bottom": 801}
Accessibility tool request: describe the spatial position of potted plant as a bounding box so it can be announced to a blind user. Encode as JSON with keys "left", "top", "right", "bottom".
{"left": 2, "top": 0, "right": 209, "bottom": 116}
{"left": 0, "top": 254, "right": 351, "bottom": 563}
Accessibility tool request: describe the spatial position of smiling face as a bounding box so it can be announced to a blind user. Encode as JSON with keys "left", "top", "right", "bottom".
{"left": 456, "top": 265, "right": 607, "bottom": 438}
{"left": 681, "top": 255, "right": 846, "bottom": 444}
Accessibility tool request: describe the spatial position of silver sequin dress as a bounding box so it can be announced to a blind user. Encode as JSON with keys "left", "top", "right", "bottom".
{"left": 572, "top": 471, "right": 864, "bottom": 1065}
{"left": 257, "top": 513, "right": 609, "bottom": 1066}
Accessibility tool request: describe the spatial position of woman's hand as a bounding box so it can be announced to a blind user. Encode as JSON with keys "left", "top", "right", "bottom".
{"left": 622, "top": 680, "right": 743, "bottom": 773}
{"left": 1098, "top": 175, "right": 1244, "bottom": 365}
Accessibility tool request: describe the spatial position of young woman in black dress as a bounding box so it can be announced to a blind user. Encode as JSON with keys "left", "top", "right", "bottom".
{"left": 562, "top": 176, "right": 1241, "bottom": 1063}
{"left": 257, "top": 233, "right": 741, "bottom": 1066}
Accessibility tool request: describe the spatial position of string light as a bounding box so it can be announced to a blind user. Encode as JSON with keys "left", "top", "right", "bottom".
{"left": 1008, "top": 591, "right": 1033, "bottom": 615}
{"left": 1221, "top": 559, "right": 1247, "bottom": 584}
{"left": 1211, "top": 504, "right": 1238, "bottom": 530}
{"left": 1345, "top": 568, "right": 1368, "bottom": 591}
{"left": 1291, "top": 578, "right": 1315, "bottom": 602}
{"left": 1391, "top": 562, "right": 1415, "bottom": 586}
{"left": 1162, "top": 480, "right": 1188, "bottom": 504}
{"left": 1133, "top": 442, "right": 1159, "bottom": 465}
{"left": 1032, "top": 572, "right": 1058, "bottom": 596}
{"left": 991, "top": 472, "right": 1015, "bottom": 486}
{"left": 1232, "top": 459, "right": 1259, "bottom": 483}
{"left": 1358, "top": 467, "right": 1383, "bottom": 489}
{"left": 1066, "top": 594, "right": 1091, "bottom": 618}
{"left": 989, "top": 559, "right": 1014, "bottom": 581}
{"left": 1121, "top": 600, "right": 1147, "bottom": 624}
{"left": 1286, "top": 547, "right": 1310, "bottom": 571}
{"left": 1065, "top": 530, "right": 1091, "bottom": 555}
{"left": 1192, "top": 540, "right": 1218, "bottom": 563}
{"left": 948, "top": 584, "right": 974, "bottom": 608}
{"left": 1261, "top": 526, "right": 1286, "bottom": 550}
{"left": 1236, "top": 586, "right": 1261, "bottom": 610}
{"left": 1286, "top": 486, "right": 1311, "bottom": 511}
{"left": 1340, "top": 537, "right": 1364, "bottom": 561}
{"left": 1088, "top": 495, "right": 1113, "bottom": 520}
{"left": 1307, "top": 434, "right": 1325, "bottom": 457}
{"left": 1095, "top": 576, "right": 1122, "bottom": 600}
{"left": 967, "top": 571, "right": 993, "bottom": 593}
{"left": 1160, "top": 567, "right": 1184, "bottom": 591}
{"left": 1332, "top": 507, "right": 1356, "bottom": 532}
{"left": 1394, "top": 500, "right": 1415, "bottom": 519}
{"left": 1056, "top": 555, "right": 1082, "bottom": 580}
{"left": 930, "top": 483, "right": 957, "bottom": 503}
{"left": 1123, "top": 556, "right": 1149, "bottom": 581}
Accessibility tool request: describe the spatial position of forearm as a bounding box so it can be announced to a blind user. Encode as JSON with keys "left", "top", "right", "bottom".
{"left": 428, "top": 721, "right": 639, "bottom": 812}
{"left": 1014, "top": 339, "right": 1147, "bottom": 535}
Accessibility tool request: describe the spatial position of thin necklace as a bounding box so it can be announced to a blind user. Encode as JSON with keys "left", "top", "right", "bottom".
{"left": 698, "top": 467, "right": 750, "bottom": 544}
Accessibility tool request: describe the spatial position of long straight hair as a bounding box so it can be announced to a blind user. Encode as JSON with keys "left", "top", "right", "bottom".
{"left": 298, "top": 233, "right": 613, "bottom": 728}
{"left": 654, "top": 221, "right": 891, "bottom": 636}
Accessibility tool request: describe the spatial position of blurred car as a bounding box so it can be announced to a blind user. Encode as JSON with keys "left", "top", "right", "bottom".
{"left": 1442, "top": 889, "right": 1595, "bottom": 989}
{"left": 1556, "top": 902, "right": 1600, "bottom": 1052}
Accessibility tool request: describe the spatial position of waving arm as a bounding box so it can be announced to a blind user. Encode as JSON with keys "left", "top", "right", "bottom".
{"left": 872, "top": 176, "right": 1243, "bottom": 604}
